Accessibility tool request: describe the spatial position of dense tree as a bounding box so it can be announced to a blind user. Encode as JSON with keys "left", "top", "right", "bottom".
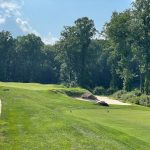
{"left": 15, "top": 34, "right": 44, "bottom": 82}
{"left": 104, "top": 10, "right": 135, "bottom": 91}
{"left": 74, "top": 17, "right": 96, "bottom": 87}
{"left": 131, "top": 0, "right": 150, "bottom": 94}
{"left": 56, "top": 17, "right": 96, "bottom": 87}
{"left": 86, "top": 39, "right": 111, "bottom": 89}
{"left": 0, "top": 0, "right": 150, "bottom": 97}
{"left": 41, "top": 45, "right": 60, "bottom": 83}
{"left": 0, "top": 31, "right": 15, "bottom": 81}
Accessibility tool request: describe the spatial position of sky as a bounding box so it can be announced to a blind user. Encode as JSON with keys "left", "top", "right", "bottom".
{"left": 0, "top": 0, "right": 133, "bottom": 44}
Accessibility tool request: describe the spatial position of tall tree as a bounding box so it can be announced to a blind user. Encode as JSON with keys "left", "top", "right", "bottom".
{"left": 41, "top": 45, "right": 60, "bottom": 83}
{"left": 104, "top": 11, "right": 134, "bottom": 91}
{"left": 15, "top": 34, "right": 44, "bottom": 82}
{"left": 0, "top": 31, "right": 15, "bottom": 81}
{"left": 57, "top": 17, "right": 96, "bottom": 87}
{"left": 132, "top": 0, "right": 150, "bottom": 94}
{"left": 74, "top": 17, "right": 96, "bottom": 87}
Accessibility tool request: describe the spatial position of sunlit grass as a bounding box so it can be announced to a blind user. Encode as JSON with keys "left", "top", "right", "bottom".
{"left": 0, "top": 82, "right": 150, "bottom": 150}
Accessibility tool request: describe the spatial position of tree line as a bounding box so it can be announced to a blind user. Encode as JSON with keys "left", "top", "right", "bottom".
{"left": 0, "top": 0, "right": 149, "bottom": 94}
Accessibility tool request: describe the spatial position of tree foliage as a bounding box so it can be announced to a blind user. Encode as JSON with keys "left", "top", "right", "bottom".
{"left": 0, "top": 1, "right": 150, "bottom": 95}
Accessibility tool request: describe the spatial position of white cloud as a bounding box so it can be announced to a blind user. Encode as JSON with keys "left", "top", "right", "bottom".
{"left": 42, "top": 33, "right": 58, "bottom": 45}
{"left": 0, "top": 15, "right": 5, "bottom": 24}
{"left": 0, "top": 0, "right": 57, "bottom": 45}
{"left": 0, "top": 1, "right": 19, "bottom": 10}
{"left": 16, "top": 18, "right": 58, "bottom": 45}
{"left": 16, "top": 18, "right": 39, "bottom": 35}
{"left": 0, "top": 0, "right": 22, "bottom": 17}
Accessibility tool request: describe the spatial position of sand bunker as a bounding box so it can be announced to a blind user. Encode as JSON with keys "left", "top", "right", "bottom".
{"left": 75, "top": 96, "right": 131, "bottom": 105}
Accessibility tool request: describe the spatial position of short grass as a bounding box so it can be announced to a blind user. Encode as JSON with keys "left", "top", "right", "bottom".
{"left": 0, "top": 82, "right": 150, "bottom": 150}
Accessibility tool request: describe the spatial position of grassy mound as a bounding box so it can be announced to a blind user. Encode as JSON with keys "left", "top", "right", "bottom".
{"left": 0, "top": 82, "right": 150, "bottom": 150}
{"left": 0, "top": 82, "right": 87, "bottom": 97}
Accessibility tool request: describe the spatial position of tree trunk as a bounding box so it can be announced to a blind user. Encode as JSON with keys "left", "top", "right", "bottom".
{"left": 144, "top": 62, "right": 150, "bottom": 95}
{"left": 80, "top": 45, "right": 86, "bottom": 87}
{"left": 140, "top": 73, "right": 144, "bottom": 93}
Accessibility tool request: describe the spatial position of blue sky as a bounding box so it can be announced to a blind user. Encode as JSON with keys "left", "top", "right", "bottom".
{"left": 0, "top": 0, "right": 133, "bottom": 44}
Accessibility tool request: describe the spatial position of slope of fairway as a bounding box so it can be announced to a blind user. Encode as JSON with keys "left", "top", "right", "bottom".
{"left": 0, "top": 82, "right": 150, "bottom": 150}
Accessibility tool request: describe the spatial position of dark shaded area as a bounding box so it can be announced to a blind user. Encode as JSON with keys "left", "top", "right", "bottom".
{"left": 81, "top": 92, "right": 98, "bottom": 100}
{"left": 96, "top": 101, "right": 109, "bottom": 107}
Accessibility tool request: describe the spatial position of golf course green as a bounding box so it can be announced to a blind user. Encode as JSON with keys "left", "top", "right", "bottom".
{"left": 0, "top": 82, "right": 150, "bottom": 150}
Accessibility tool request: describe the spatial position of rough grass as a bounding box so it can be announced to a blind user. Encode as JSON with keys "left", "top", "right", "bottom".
{"left": 0, "top": 82, "right": 150, "bottom": 150}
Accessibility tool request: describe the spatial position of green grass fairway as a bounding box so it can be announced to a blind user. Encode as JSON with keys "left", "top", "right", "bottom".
{"left": 0, "top": 82, "right": 150, "bottom": 150}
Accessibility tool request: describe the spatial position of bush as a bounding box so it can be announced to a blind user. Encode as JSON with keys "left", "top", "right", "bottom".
{"left": 139, "top": 96, "right": 150, "bottom": 107}
{"left": 112, "top": 89, "right": 150, "bottom": 107}
{"left": 112, "top": 90, "right": 127, "bottom": 99}
{"left": 106, "top": 88, "right": 117, "bottom": 95}
{"left": 93, "top": 86, "right": 105, "bottom": 95}
{"left": 133, "top": 89, "right": 142, "bottom": 96}
{"left": 63, "top": 81, "right": 78, "bottom": 88}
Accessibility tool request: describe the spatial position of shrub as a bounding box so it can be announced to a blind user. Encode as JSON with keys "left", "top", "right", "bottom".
{"left": 112, "top": 90, "right": 127, "bottom": 99}
{"left": 106, "top": 88, "right": 117, "bottom": 95}
{"left": 93, "top": 86, "right": 105, "bottom": 95}
{"left": 63, "top": 81, "right": 78, "bottom": 88}
{"left": 112, "top": 89, "right": 150, "bottom": 107}
{"left": 139, "top": 96, "right": 150, "bottom": 107}
{"left": 133, "top": 89, "right": 142, "bottom": 97}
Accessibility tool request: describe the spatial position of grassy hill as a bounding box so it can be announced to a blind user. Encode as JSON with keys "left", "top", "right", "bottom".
{"left": 0, "top": 82, "right": 150, "bottom": 150}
